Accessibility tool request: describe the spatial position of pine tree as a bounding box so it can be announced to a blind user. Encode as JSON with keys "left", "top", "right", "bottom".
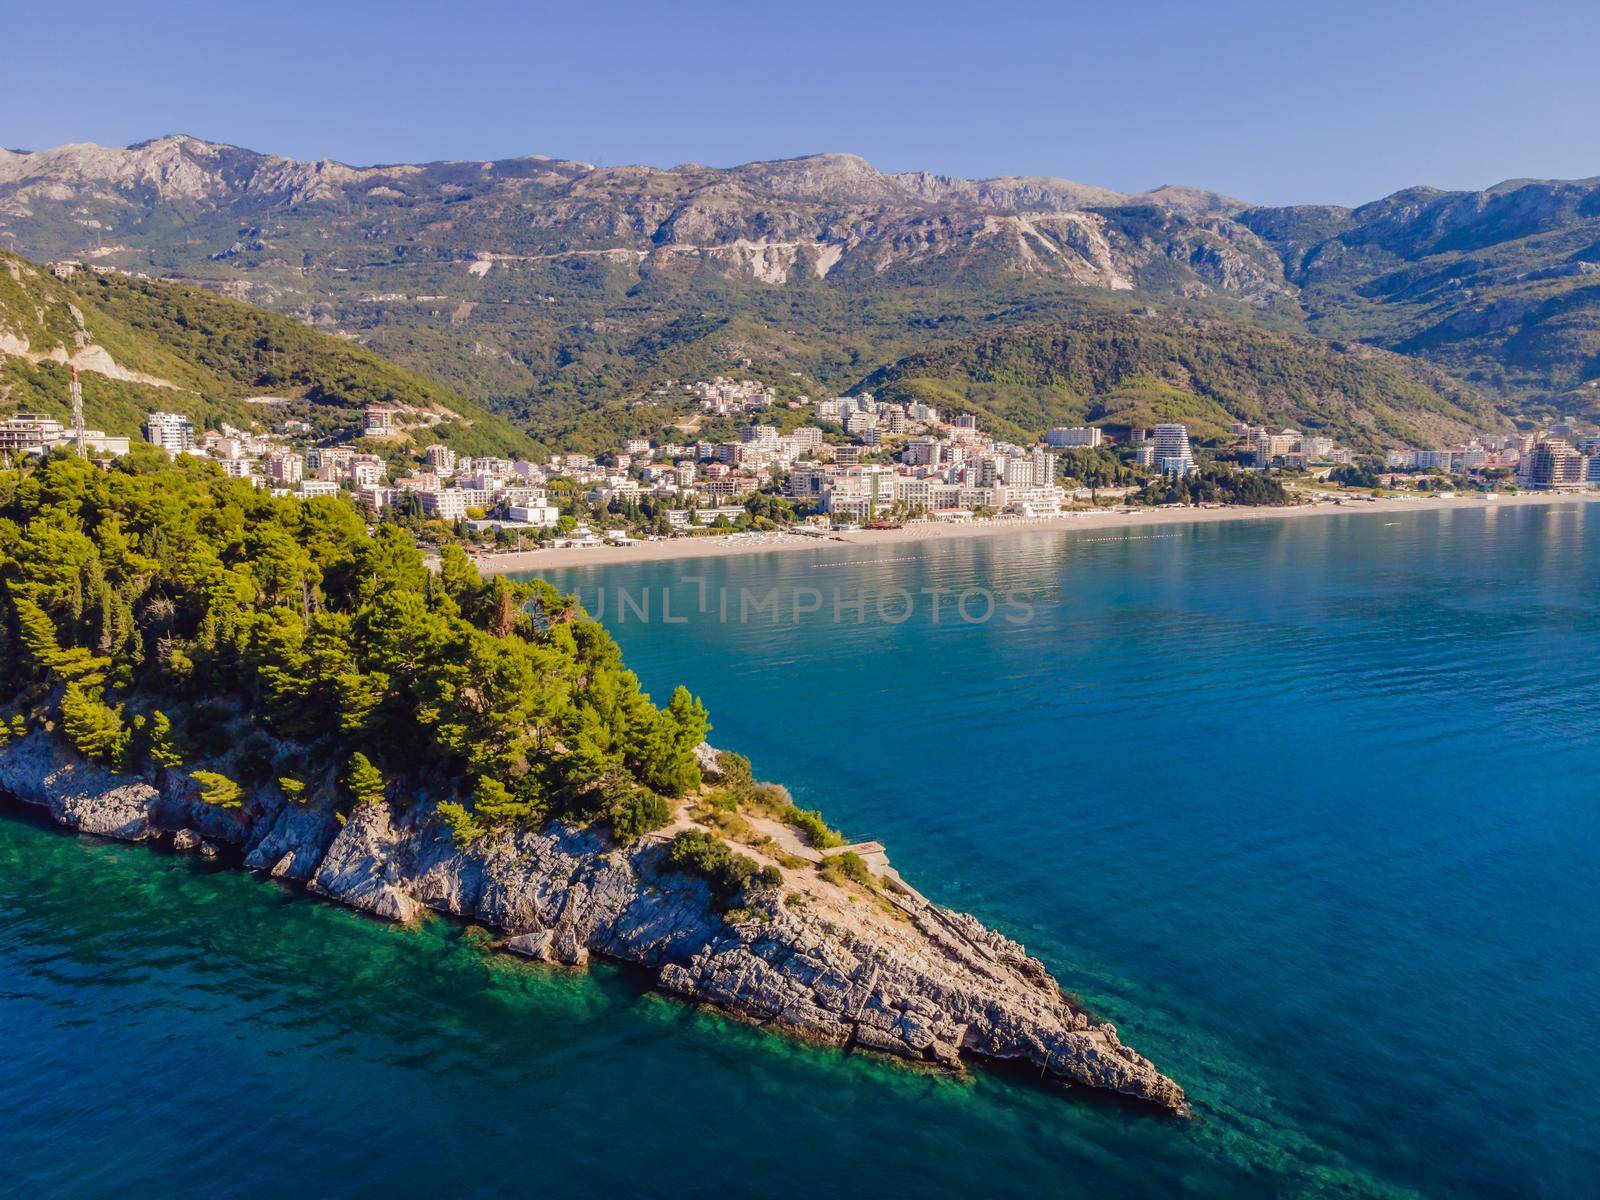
{"left": 191, "top": 769, "right": 244, "bottom": 809}
{"left": 344, "top": 752, "right": 386, "bottom": 808}
{"left": 59, "top": 684, "right": 130, "bottom": 767}
{"left": 149, "top": 710, "right": 185, "bottom": 768}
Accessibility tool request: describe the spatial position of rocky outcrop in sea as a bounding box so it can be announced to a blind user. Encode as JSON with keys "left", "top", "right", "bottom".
{"left": 0, "top": 731, "right": 1187, "bottom": 1113}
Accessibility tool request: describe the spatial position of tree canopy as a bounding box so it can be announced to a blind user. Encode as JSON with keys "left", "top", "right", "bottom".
{"left": 0, "top": 452, "right": 704, "bottom": 837}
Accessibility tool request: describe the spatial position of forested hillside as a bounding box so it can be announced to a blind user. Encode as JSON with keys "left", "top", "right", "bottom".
{"left": 0, "top": 450, "right": 702, "bottom": 839}
{"left": 0, "top": 252, "right": 537, "bottom": 457}
{"left": 864, "top": 313, "right": 1504, "bottom": 449}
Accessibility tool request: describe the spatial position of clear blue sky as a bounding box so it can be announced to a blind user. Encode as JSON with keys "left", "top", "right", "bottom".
{"left": 7, "top": 0, "right": 1599, "bottom": 206}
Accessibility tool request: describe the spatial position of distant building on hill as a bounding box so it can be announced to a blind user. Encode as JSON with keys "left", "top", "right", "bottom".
{"left": 0, "top": 413, "right": 69, "bottom": 456}
{"left": 1152, "top": 424, "right": 1197, "bottom": 476}
{"left": 364, "top": 406, "right": 397, "bottom": 437}
{"left": 144, "top": 411, "right": 195, "bottom": 454}
{"left": 1046, "top": 426, "right": 1102, "bottom": 448}
{"left": 424, "top": 443, "right": 457, "bottom": 474}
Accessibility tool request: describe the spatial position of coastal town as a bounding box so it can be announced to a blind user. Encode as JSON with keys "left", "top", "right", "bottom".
{"left": 1, "top": 373, "right": 1598, "bottom": 561}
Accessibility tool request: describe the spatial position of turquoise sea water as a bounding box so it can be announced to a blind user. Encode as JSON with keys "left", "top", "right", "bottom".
{"left": 4, "top": 504, "right": 1598, "bottom": 1198}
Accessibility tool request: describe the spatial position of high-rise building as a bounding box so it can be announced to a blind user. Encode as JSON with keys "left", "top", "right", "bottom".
{"left": 1002, "top": 459, "right": 1034, "bottom": 487}
{"left": 1521, "top": 439, "right": 1587, "bottom": 489}
{"left": 1029, "top": 449, "right": 1058, "bottom": 486}
{"left": 144, "top": 411, "right": 195, "bottom": 454}
{"left": 1152, "top": 424, "right": 1197, "bottom": 476}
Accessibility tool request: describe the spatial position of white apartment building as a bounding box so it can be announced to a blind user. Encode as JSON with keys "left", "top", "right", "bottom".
{"left": 0, "top": 413, "right": 68, "bottom": 455}
{"left": 144, "top": 411, "right": 196, "bottom": 454}
{"left": 1152, "top": 424, "right": 1198, "bottom": 476}
{"left": 348, "top": 457, "right": 385, "bottom": 488}
{"left": 844, "top": 411, "right": 880, "bottom": 436}
{"left": 420, "top": 488, "right": 492, "bottom": 520}
{"left": 822, "top": 465, "right": 897, "bottom": 520}
{"left": 1046, "top": 426, "right": 1102, "bottom": 448}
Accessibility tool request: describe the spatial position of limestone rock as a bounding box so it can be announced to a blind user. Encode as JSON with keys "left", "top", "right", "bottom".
{"left": 308, "top": 801, "right": 420, "bottom": 923}
{"left": 694, "top": 742, "right": 724, "bottom": 782}
{"left": 0, "top": 733, "right": 1187, "bottom": 1113}
{"left": 244, "top": 801, "right": 339, "bottom": 881}
{"left": 0, "top": 731, "right": 153, "bottom": 841}
{"left": 506, "top": 930, "right": 552, "bottom": 960}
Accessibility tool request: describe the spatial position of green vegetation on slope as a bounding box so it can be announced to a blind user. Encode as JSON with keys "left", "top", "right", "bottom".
{"left": 1239, "top": 182, "right": 1600, "bottom": 415}
{"left": 0, "top": 450, "right": 704, "bottom": 842}
{"left": 0, "top": 252, "right": 537, "bottom": 457}
{"left": 863, "top": 312, "right": 1505, "bottom": 450}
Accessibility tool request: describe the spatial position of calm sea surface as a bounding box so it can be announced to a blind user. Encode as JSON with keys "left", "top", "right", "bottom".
{"left": 4, "top": 504, "right": 1598, "bottom": 1198}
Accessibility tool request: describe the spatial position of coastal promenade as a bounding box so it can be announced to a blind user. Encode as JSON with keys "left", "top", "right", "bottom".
{"left": 475, "top": 491, "right": 1600, "bottom": 574}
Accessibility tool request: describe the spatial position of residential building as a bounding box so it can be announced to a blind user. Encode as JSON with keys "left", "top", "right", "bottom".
{"left": 144, "top": 411, "right": 196, "bottom": 454}
{"left": 364, "top": 406, "right": 398, "bottom": 437}
{"left": 1521, "top": 439, "right": 1588, "bottom": 489}
{"left": 1152, "top": 424, "right": 1197, "bottom": 476}
{"left": 265, "top": 451, "right": 304, "bottom": 486}
{"left": 348, "top": 456, "right": 385, "bottom": 488}
{"left": 424, "top": 443, "right": 457, "bottom": 474}
{"left": 0, "top": 413, "right": 68, "bottom": 455}
{"left": 1046, "top": 426, "right": 1103, "bottom": 449}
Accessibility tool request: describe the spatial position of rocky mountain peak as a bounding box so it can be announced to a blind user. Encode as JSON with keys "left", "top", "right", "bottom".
{"left": 727, "top": 152, "right": 908, "bottom": 204}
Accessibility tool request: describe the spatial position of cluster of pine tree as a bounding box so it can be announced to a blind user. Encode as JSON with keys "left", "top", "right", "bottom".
{"left": 0, "top": 448, "right": 707, "bottom": 843}
{"left": 1137, "top": 467, "right": 1291, "bottom": 507}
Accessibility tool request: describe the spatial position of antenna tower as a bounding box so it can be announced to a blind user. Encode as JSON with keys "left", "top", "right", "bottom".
{"left": 70, "top": 365, "right": 86, "bottom": 457}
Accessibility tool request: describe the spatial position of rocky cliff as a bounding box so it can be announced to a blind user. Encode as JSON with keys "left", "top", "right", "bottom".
{"left": 0, "top": 729, "right": 1187, "bottom": 1114}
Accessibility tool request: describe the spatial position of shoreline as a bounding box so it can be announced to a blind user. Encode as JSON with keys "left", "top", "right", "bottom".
{"left": 0, "top": 730, "right": 1188, "bottom": 1112}
{"left": 476, "top": 492, "right": 1600, "bottom": 574}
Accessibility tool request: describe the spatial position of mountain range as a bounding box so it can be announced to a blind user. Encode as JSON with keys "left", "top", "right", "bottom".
{"left": 4, "top": 134, "right": 1600, "bottom": 446}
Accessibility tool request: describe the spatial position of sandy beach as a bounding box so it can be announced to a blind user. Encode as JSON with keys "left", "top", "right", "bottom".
{"left": 474, "top": 491, "right": 1600, "bottom": 575}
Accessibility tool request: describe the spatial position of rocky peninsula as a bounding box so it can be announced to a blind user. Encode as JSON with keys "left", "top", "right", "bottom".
{"left": 0, "top": 729, "right": 1187, "bottom": 1114}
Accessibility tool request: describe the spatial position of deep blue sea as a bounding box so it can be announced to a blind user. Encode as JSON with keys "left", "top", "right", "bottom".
{"left": 4, "top": 503, "right": 1598, "bottom": 1198}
